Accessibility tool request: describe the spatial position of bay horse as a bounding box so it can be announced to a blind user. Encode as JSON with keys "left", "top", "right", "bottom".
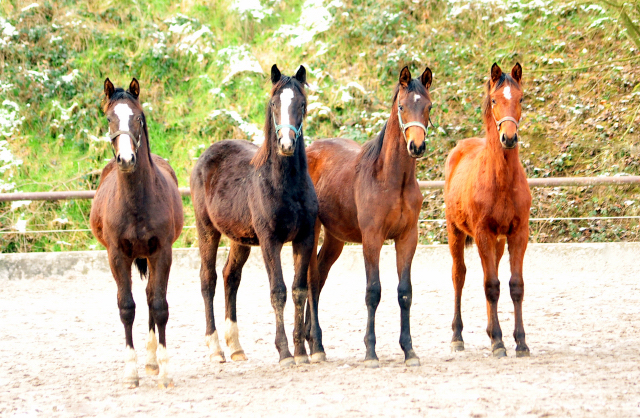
{"left": 90, "top": 78, "right": 184, "bottom": 388}
{"left": 304, "top": 66, "right": 433, "bottom": 367}
{"left": 444, "top": 62, "right": 531, "bottom": 358}
{"left": 190, "top": 65, "right": 318, "bottom": 367}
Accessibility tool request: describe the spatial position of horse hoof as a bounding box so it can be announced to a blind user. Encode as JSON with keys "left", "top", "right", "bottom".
{"left": 405, "top": 357, "right": 420, "bottom": 367}
{"left": 230, "top": 350, "right": 247, "bottom": 362}
{"left": 145, "top": 364, "right": 159, "bottom": 375}
{"left": 310, "top": 352, "right": 327, "bottom": 363}
{"left": 516, "top": 348, "right": 531, "bottom": 358}
{"left": 294, "top": 355, "right": 310, "bottom": 365}
{"left": 364, "top": 359, "right": 379, "bottom": 369}
{"left": 123, "top": 378, "right": 139, "bottom": 389}
{"left": 157, "top": 378, "right": 174, "bottom": 389}
{"left": 210, "top": 353, "right": 226, "bottom": 363}
{"left": 279, "top": 357, "right": 295, "bottom": 368}
{"left": 450, "top": 341, "right": 465, "bottom": 352}
{"left": 493, "top": 348, "right": 507, "bottom": 358}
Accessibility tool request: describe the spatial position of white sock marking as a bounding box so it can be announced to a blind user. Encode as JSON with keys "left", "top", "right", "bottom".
{"left": 279, "top": 88, "right": 294, "bottom": 149}
{"left": 503, "top": 86, "right": 512, "bottom": 100}
{"left": 113, "top": 103, "right": 134, "bottom": 162}
{"left": 146, "top": 329, "right": 158, "bottom": 367}
{"left": 157, "top": 344, "right": 169, "bottom": 380}
{"left": 123, "top": 347, "right": 138, "bottom": 381}
{"left": 205, "top": 330, "right": 225, "bottom": 362}
{"left": 414, "top": 93, "right": 421, "bottom": 102}
{"left": 225, "top": 318, "right": 243, "bottom": 354}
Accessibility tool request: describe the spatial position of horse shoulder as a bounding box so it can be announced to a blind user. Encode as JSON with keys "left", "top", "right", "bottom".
{"left": 151, "top": 154, "right": 179, "bottom": 188}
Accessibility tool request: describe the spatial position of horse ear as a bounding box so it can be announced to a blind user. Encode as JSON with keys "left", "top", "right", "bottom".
{"left": 104, "top": 78, "right": 115, "bottom": 99}
{"left": 511, "top": 62, "right": 522, "bottom": 83}
{"left": 294, "top": 65, "right": 307, "bottom": 85}
{"left": 271, "top": 64, "right": 281, "bottom": 84}
{"left": 128, "top": 78, "right": 140, "bottom": 99}
{"left": 399, "top": 66, "right": 411, "bottom": 87}
{"left": 490, "top": 62, "right": 502, "bottom": 84}
{"left": 420, "top": 67, "right": 432, "bottom": 89}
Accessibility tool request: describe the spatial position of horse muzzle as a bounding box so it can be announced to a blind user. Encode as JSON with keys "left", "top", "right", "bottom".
{"left": 117, "top": 154, "right": 137, "bottom": 172}
{"left": 500, "top": 132, "right": 518, "bottom": 149}
{"left": 277, "top": 134, "right": 296, "bottom": 156}
{"left": 408, "top": 139, "right": 426, "bottom": 158}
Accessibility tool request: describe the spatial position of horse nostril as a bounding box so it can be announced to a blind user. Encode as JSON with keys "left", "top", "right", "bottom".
{"left": 116, "top": 155, "right": 122, "bottom": 164}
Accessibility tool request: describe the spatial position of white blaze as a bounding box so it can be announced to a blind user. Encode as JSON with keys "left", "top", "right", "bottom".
{"left": 414, "top": 94, "right": 421, "bottom": 102}
{"left": 113, "top": 103, "right": 134, "bottom": 162}
{"left": 503, "top": 86, "right": 512, "bottom": 100}
{"left": 279, "top": 88, "right": 294, "bottom": 149}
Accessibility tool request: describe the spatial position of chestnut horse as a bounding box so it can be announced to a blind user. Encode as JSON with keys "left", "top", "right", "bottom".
{"left": 191, "top": 65, "right": 318, "bottom": 367}
{"left": 305, "top": 66, "right": 433, "bottom": 367}
{"left": 90, "top": 78, "right": 184, "bottom": 388}
{"left": 444, "top": 63, "right": 531, "bottom": 358}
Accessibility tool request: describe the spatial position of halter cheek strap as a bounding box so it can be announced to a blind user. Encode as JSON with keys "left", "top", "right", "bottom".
{"left": 398, "top": 107, "right": 429, "bottom": 142}
{"left": 273, "top": 113, "right": 303, "bottom": 141}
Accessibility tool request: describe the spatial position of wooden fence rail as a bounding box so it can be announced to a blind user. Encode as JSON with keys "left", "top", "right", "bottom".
{"left": 1, "top": 176, "right": 640, "bottom": 202}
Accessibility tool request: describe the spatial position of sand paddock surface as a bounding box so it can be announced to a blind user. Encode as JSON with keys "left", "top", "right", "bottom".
{"left": 1, "top": 243, "right": 639, "bottom": 417}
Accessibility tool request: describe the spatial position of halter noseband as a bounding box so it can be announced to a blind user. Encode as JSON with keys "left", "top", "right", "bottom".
{"left": 397, "top": 106, "right": 429, "bottom": 142}
{"left": 109, "top": 118, "right": 144, "bottom": 158}
{"left": 494, "top": 116, "right": 520, "bottom": 130}
{"left": 273, "top": 112, "right": 303, "bottom": 142}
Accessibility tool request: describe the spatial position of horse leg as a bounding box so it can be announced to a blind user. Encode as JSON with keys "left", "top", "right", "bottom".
{"left": 223, "top": 242, "right": 251, "bottom": 361}
{"left": 108, "top": 250, "right": 138, "bottom": 388}
{"left": 305, "top": 224, "right": 344, "bottom": 362}
{"left": 291, "top": 232, "right": 314, "bottom": 365}
{"left": 394, "top": 228, "right": 420, "bottom": 366}
{"left": 508, "top": 230, "right": 530, "bottom": 357}
{"left": 197, "top": 220, "right": 224, "bottom": 363}
{"left": 148, "top": 249, "right": 174, "bottom": 388}
{"left": 476, "top": 231, "right": 506, "bottom": 357}
{"left": 362, "top": 231, "right": 384, "bottom": 368}
{"left": 261, "top": 240, "right": 294, "bottom": 366}
{"left": 145, "top": 273, "right": 159, "bottom": 375}
{"left": 447, "top": 223, "right": 467, "bottom": 352}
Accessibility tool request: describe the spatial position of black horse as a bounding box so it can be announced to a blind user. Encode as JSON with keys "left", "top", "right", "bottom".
{"left": 190, "top": 65, "right": 319, "bottom": 366}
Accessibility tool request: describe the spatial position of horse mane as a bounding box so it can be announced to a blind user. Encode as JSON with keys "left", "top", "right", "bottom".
{"left": 251, "top": 76, "right": 306, "bottom": 167}
{"left": 482, "top": 73, "right": 519, "bottom": 122}
{"left": 102, "top": 88, "right": 152, "bottom": 166}
{"left": 357, "top": 78, "right": 428, "bottom": 169}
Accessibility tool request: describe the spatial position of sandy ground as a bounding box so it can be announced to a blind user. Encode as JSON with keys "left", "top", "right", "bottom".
{"left": 1, "top": 245, "right": 640, "bottom": 417}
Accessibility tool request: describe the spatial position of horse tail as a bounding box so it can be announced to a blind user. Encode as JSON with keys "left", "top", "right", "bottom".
{"left": 134, "top": 258, "right": 148, "bottom": 280}
{"left": 465, "top": 235, "right": 474, "bottom": 248}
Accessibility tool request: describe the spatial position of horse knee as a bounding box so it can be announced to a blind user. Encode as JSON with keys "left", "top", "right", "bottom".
{"left": 509, "top": 276, "right": 524, "bottom": 302}
{"left": 484, "top": 278, "right": 500, "bottom": 304}
{"left": 151, "top": 298, "right": 169, "bottom": 326}
{"left": 397, "top": 281, "right": 412, "bottom": 310}
{"left": 118, "top": 298, "right": 136, "bottom": 325}
{"left": 291, "top": 287, "right": 308, "bottom": 307}
{"left": 365, "top": 281, "right": 381, "bottom": 308}
{"left": 270, "top": 285, "right": 287, "bottom": 311}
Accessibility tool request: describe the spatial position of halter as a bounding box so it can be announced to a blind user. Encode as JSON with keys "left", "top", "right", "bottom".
{"left": 109, "top": 118, "right": 144, "bottom": 158}
{"left": 397, "top": 106, "right": 429, "bottom": 142}
{"left": 273, "top": 112, "right": 303, "bottom": 141}
{"left": 494, "top": 116, "right": 520, "bottom": 130}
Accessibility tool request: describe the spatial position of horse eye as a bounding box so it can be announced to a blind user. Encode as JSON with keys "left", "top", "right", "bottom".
{"left": 491, "top": 99, "right": 496, "bottom": 105}
{"left": 399, "top": 104, "right": 404, "bottom": 111}
{"left": 519, "top": 98, "right": 523, "bottom": 103}
{"left": 106, "top": 117, "right": 112, "bottom": 122}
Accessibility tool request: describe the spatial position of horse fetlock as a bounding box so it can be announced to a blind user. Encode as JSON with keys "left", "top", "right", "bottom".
{"left": 224, "top": 318, "right": 245, "bottom": 359}
{"left": 205, "top": 331, "right": 226, "bottom": 363}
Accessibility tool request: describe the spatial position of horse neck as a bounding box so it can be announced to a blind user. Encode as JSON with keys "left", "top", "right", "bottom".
{"left": 482, "top": 111, "right": 521, "bottom": 181}
{"left": 115, "top": 130, "right": 156, "bottom": 204}
{"left": 376, "top": 109, "right": 417, "bottom": 184}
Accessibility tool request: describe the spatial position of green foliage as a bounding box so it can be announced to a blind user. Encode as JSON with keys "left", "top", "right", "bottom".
{"left": 1, "top": 0, "right": 639, "bottom": 251}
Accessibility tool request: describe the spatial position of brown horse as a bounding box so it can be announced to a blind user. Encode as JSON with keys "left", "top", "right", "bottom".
{"left": 190, "top": 65, "right": 319, "bottom": 367}
{"left": 305, "top": 66, "right": 433, "bottom": 367}
{"left": 90, "top": 78, "right": 184, "bottom": 388}
{"left": 444, "top": 62, "right": 531, "bottom": 358}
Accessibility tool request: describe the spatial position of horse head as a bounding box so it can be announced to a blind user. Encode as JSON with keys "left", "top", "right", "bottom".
{"left": 269, "top": 64, "right": 307, "bottom": 157}
{"left": 487, "top": 63, "right": 523, "bottom": 149}
{"left": 396, "top": 66, "right": 433, "bottom": 158}
{"left": 103, "top": 78, "right": 146, "bottom": 172}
